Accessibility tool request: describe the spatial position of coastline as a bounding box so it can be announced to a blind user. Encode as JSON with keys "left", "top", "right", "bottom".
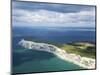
{"left": 18, "top": 39, "right": 95, "bottom": 69}
{"left": 53, "top": 47, "right": 95, "bottom": 69}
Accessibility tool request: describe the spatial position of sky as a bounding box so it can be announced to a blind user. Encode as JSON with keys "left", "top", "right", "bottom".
{"left": 12, "top": 1, "right": 96, "bottom": 27}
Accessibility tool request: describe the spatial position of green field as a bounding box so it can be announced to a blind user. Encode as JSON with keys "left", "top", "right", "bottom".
{"left": 59, "top": 42, "right": 96, "bottom": 59}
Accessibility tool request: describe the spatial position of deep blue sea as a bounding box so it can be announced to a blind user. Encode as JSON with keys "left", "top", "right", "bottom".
{"left": 12, "top": 26, "right": 96, "bottom": 73}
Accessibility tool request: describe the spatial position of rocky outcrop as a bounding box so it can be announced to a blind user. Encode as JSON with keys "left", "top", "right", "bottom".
{"left": 18, "top": 39, "right": 58, "bottom": 53}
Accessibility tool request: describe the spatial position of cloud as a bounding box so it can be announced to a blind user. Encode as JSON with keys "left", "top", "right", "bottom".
{"left": 12, "top": 1, "right": 95, "bottom": 27}
{"left": 13, "top": 8, "right": 95, "bottom": 25}
{"left": 12, "top": 1, "right": 95, "bottom": 13}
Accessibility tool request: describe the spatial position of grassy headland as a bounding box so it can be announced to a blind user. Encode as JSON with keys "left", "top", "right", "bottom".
{"left": 59, "top": 42, "right": 96, "bottom": 59}
{"left": 24, "top": 38, "right": 96, "bottom": 59}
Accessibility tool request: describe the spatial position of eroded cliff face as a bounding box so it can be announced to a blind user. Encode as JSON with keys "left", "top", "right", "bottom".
{"left": 18, "top": 39, "right": 58, "bottom": 53}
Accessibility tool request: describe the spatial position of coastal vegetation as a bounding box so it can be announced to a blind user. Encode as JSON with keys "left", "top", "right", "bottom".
{"left": 59, "top": 42, "right": 96, "bottom": 59}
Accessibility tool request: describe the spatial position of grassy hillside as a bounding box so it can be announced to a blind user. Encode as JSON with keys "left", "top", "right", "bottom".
{"left": 59, "top": 42, "right": 96, "bottom": 59}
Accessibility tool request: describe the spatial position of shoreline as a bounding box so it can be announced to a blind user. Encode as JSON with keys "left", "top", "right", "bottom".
{"left": 18, "top": 39, "right": 95, "bottom": 69}
{"left": 54, "top": 47, "right": 95, "bottom": 69}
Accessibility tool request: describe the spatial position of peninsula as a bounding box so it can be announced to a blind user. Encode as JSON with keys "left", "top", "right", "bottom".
{"left": 18, "top": 39, "right": 95, "bottom": 69}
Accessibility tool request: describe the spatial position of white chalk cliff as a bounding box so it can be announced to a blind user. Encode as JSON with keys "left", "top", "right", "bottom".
{"left": 18, "top": 39, "right": 95, "bottom": 69}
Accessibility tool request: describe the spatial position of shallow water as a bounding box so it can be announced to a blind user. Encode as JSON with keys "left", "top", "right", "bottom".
{"left": 13, "top": 50, "right": 83, "bottom": 73}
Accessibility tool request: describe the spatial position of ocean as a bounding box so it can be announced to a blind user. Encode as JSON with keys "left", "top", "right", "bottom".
{"left": 12, "top": 26, "right": 96, "bottom": 73}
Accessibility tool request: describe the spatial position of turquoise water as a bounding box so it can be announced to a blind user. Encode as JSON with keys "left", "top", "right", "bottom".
{"left": 13, "top": 51, "right": 83, "bottom": 73}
